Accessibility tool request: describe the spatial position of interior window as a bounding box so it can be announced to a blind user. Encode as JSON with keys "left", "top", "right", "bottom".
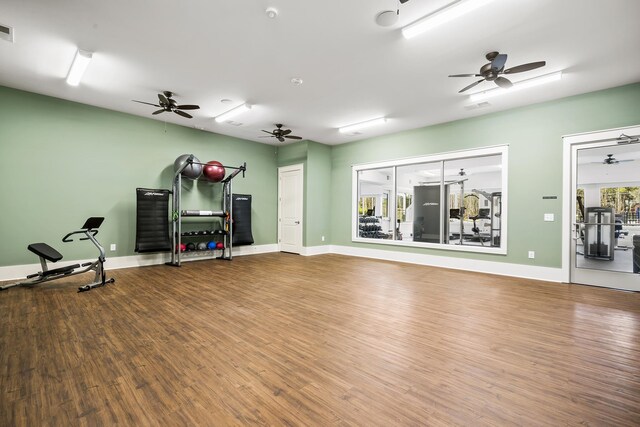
{"left": 353, "top": 147, "right": 507, "bottom": 254}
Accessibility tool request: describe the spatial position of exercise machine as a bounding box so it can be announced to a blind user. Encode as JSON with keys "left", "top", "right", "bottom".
{"left": 0, "top": 217, "right": 115, "bottom": 292}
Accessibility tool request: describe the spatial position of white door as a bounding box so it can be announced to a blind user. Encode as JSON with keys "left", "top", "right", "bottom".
{"left": 278, "top": 164, "right": 303, "bottom": 254}
{"left": 566, "top": 126, "right": 640, "bottom": 291}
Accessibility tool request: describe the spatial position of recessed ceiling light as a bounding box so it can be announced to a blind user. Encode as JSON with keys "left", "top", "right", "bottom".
{"left": 66, "top": 49, "right": 93, "bottom": 86}
{"left": 339, "top": 117, "right": 387, "bottom": 134}
{"left": 265, "top": 7, "right": 278, "bottom": 19}
{"left": 290, "top": 77, "right": 303, "bottom": 86}
{"left": 214, "top": 103, "right": 252, "bottom": 123}
{"left": 402, "top": 0, "right": 496, "bottom": 39}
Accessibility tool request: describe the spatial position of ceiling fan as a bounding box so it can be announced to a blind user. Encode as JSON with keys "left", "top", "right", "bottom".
{"left": 449, "top": 51, "right": 546, "bottom": 93}
{"left": 260, "top": 124, "right": 303, "bottom": 143}
{"left": 132, "top": 91, "right": 200, "bottom": 119}
{"left": 601, "top": 154, "right": 634, "bottom": 165}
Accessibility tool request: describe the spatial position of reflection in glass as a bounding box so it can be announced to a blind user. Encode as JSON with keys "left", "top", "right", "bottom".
{"left": 575, "top": 144, "right": 640, "bottom": 274}
{"left": 357, "top": 168, "right": 394, "bottom": 239}
{"left": 444, "top": 156, "right": 502, "bottom": 247}
{"left": 396, "top": 162, "right": 442, "bottom": 243}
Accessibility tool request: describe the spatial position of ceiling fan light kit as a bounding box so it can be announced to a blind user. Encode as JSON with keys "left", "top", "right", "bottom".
{"left": 66, "top": 49, "right": 93, "bottom": 86}
{"left": 339, "top": 117, "right": 387, "bottom": 134}
{"left": 401, "top": 0, "right": 496, "bottom": 39}
{"left": 214, "top": 103, "right": 252, "bottom": 123}
{"left": 132, "top": 91, "right": 201, "bottom": 119}
{"left": 260, "top": 124, "right": 303, "bottom": 142}
{"left": 469, "top": 71, "right": 563, "bottom": 102}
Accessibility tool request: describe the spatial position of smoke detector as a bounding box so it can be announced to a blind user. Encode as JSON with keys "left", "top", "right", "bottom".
{"left": 375, "top": 10, "right": 398, "bottom": 27}
{"left": 265, "top": 8, "right": 278, "bottom": 19}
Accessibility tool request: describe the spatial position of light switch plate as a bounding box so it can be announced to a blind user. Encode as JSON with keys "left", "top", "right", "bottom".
{"left": 544, "top": 213, "right": 554, "bottom": 222}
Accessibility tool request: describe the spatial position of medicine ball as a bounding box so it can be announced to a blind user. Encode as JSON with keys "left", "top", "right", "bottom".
{"left": 203, "top": 160, "right": 225, "bottom": 182}
{"left": 174, "top": 154, "right": 203, "bottom": 180}
{"left": 179, "top": 243, "right": 187, "bottom": 252}
{"left": 207, "top": 241, "right": 216, "bottom": 250}
{"left": 216, "top": 242, "right": 224, "bottom": 249}
{"left": 186, "top": 242, "right": 196, "bottom": 251}
{"left": 197, "top": 242, "right": 207, "bottom": 251}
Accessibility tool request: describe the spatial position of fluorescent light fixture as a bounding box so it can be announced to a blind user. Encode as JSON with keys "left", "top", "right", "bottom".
{"left": 66, "top": 49, "right": 93, "bottom": 86}
{"left": 214, "top": 103, "right": 251, "bottom": 123}
{"left": 402, "top": 0, "right": 495, "bottom": 39}
{"left": 339, "top": 117, "right": 387, "bottom": 134}
{"left": 469, "top": 71, "right": 563, "bottom": 102}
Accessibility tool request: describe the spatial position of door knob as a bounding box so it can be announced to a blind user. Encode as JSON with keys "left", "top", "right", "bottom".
{"left": 295, "top": 221, "right": 300, "bottom": 224}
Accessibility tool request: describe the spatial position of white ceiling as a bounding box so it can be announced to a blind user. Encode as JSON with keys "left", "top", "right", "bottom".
{"left": 1, "top": 0, "right": 639, "bottom": 145}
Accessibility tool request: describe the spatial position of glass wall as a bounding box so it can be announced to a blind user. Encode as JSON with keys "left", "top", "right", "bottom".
{"left": 352, "top": 146, "right": 507, "bottom": 254}
{"left": 357, "top": 167, "right": 394, "bottom": 239}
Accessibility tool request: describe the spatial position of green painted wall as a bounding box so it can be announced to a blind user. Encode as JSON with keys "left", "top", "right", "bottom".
{"left": 2, "top": 83, "right": 639, "bottom": 270}
{"left": 276, "top": 140, "right": 332, "bottom": 247}
{"left": 0, "top": 86, "right": 278, "bottom": 267}
{"left": 306, "top": 142, "right": 332, "bottom": 246}
{"left": 330, "top": 83, "right": 640, "bottom": 268}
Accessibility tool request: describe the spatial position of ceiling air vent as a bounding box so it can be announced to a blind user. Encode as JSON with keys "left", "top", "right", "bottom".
{"left": 0, "top": 24, "right": 13, "bottom": 42}
{"left": 225, "top": 120, "right": 243, "bottom": 126}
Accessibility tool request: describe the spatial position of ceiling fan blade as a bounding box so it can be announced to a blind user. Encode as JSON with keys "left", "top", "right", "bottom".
{"left": 158, "top": 93, "right": 169, "bottom": 106}
{"left": 261, "top": 130, "right": 275, "bottom": 135}
{"left": 177, "top": 104, "right": 200, "bottom": 110}
{"left": 504, "top": 61, "right": 546, "bottom": 74}
{"left": 495, "top": 77, "right": 513, "bottom": 89}
{"left": 174, "top": 110, "right": 193, "bottom": 119}
{"left": 459, "top": 79, "right": 484, "bottom": 93}
{"left": 281, "top": 129, "right": 292, "bottom": 136}
{"left": 285, "top": 135, "right": 302, "bottom": 140}
{"left": 618, "top": 159, "right": 635, "bottom": 163}
{"left": 448, "top": 74, "right": 481, "bottom": 77}
{"left": 152, "top": 109, "right": 165, "bottom": 115}
{"left": 491, "top": 54, "right": 508, "bottom": 72}
{"left": 258, "top": 136, "right": 274, "bottom": 138}
{"left": 277, "top": 137, "right": 285, "bottom": 142}
{"left": 133, "top": 100, "right": 161, "bottom": 107}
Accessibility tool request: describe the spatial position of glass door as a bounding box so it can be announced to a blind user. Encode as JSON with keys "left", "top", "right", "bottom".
{"left": 570, "top": 139, "right": 640, "bottom": 291}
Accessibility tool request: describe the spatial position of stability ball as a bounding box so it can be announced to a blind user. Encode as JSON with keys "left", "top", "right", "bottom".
{"left": 203, "top": 161, "right": 225, "bottom": 182}
{"left": 174, "top": 154, "right": 203, "bottom": 180}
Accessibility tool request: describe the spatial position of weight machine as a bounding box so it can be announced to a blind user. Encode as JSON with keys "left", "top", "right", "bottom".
{"left": 0, "top": 217, "right": 115, "bottom": 293}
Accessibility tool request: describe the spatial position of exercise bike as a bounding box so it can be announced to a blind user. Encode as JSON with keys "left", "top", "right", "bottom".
{"left": 0, "top": 217, "right": 115, "bottom": 293}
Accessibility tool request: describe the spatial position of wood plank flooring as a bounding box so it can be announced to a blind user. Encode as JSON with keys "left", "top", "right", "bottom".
{"left": 1, "top": 253, "right": 639, "bottom": 426}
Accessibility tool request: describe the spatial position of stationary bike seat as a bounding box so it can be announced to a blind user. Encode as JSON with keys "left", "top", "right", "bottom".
{"left": 27, "top": 243, "right": 63, "bottom": 263}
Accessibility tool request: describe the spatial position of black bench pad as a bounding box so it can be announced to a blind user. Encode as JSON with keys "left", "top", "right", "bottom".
{"left": 28, "top": 243, "right": 63, "bottom": 262}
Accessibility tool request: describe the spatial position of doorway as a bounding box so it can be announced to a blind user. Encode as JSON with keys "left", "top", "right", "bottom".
{"left": 278, "top": 164, "right": 304, "bottom": 254}
{"left": 564, "top": 125, "right": 640, "bottom": 291}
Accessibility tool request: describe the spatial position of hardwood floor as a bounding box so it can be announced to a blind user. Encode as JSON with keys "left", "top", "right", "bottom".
{"left": 1, "top": 253, "right": 639, "bottom": 426}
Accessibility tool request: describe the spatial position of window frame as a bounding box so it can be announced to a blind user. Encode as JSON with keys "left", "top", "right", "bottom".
{"left": 351, "top": 145, "right": 509, "bottom": 255}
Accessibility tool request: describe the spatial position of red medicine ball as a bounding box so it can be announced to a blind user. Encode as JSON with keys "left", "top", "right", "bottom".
{"left": 203, "top": 161, "right": 226, "bottom": 182}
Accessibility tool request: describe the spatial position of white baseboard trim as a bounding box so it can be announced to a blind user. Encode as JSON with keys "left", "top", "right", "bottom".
{"left": 300, "top": 245, "right": 332, "bottom": 256}
{"left": 0, "top": 244, "right": 279, "bottom": 282}
{"left": 0, "top": 243, "right": 563, "bottom": 283}
{"left": 329, "top": 245, "right": 564, "bottom": 283}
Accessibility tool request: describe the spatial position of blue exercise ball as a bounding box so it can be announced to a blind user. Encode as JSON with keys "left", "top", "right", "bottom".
{"left": 174, "top": 154, "right": 202, "bottom": 180}
{"left": 207, "top": 241, "right": 216, "bottom": 250}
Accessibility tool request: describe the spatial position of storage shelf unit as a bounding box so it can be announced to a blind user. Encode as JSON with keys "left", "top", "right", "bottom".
{"left": 166, "top": 156, "right": 246, "bottom": 267}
